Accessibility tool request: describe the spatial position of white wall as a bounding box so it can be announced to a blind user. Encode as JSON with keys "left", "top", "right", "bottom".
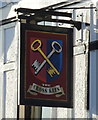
{"left": 18, "top": 0, "right": 68, "bottom": 9}
{"left": 0, "top": 21, "right": 19, "bottom": 119}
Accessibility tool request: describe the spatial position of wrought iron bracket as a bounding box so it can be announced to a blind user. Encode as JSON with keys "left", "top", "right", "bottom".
{"left": 15, "top": 8, "right": 90, "bottom": 30}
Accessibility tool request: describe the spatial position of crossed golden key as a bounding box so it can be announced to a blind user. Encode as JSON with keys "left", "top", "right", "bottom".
{"left": 31, "top": 39, "right": 62, "bottom": 77}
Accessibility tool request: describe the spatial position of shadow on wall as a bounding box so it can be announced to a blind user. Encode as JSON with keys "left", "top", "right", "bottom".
{"left": 0, "top": 2, "right": 16, "bottom": 62}
{"left": 0, "top": 2, "right": 14, "bottom": 20}
{"left": 0, "top": 26, "right": 15, "bottom": 63}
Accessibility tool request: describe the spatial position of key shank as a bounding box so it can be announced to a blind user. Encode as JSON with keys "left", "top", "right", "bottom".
{"left": 38, "top": 48, "right": 60, "bottom": 75}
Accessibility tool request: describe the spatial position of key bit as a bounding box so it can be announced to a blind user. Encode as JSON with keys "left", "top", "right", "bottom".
{"left": 47, "top": 67, "right": 56, "bottom": 77}
{"left": 32, "top": 60, "right": 40, "bottom": 70}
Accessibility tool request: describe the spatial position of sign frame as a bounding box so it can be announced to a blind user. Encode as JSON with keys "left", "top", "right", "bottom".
{"left": 20, "top": 23, "right": 73, "bottom": 108}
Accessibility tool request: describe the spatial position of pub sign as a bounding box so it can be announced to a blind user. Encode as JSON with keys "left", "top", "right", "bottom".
{"left": 20, "top": 23, "right": 73, "bottom": 107}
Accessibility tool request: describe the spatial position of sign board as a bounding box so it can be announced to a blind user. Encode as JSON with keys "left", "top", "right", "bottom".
{"left": 20, "top": 23, "right": 73, "bottom": 107}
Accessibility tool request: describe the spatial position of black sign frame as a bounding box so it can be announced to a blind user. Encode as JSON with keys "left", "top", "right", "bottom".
{"left": 20, "top": 23, "right": 73, "bottom": 108}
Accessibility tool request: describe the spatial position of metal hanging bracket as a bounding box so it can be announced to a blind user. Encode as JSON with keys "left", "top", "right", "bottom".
{"left": 15, "top": 7, "right": 90, "bottom": 30}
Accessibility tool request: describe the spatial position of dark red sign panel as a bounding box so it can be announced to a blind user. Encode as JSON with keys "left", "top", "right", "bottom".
{"left": 20, "top": 23, "right": 73, "bottom": 107}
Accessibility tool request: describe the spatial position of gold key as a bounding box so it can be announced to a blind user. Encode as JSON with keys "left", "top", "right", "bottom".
{"left": 31, "top": 39, "right": 60, "bottom": 75}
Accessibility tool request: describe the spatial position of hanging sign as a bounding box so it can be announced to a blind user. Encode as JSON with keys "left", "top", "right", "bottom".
{"left": 20, "top": 23, "right": 73, "bottom": 107}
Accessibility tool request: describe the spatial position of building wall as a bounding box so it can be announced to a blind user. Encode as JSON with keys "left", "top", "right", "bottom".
{"left": 0, "top": 21, "right": 18, "bottom": 118}
{"left": 0, "top": 0, "right": 98, "bottom": 119}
